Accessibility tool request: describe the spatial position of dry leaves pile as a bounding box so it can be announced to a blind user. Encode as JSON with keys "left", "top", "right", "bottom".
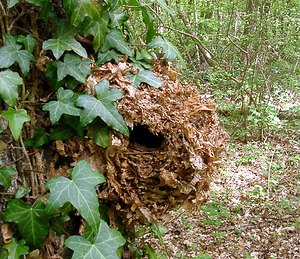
{"left": 52, "top": 58, "right": 228, "bottom": 225}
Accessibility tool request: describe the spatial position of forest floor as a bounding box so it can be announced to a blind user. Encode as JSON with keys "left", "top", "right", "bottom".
{"left": 138, "top": 121, "right": 300, "bottom": 258}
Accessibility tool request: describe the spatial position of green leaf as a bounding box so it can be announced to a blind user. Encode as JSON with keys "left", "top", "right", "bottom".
{"left": 127, "top": 70, "right": 162, "bottom": 88}
{"left": 43, "top": 87, "right": 82, "bottom": 124}
{"left": 15, "top": 186, "right": 31, "bottom": 199}
{"left": 101, "top": 29, "right": 133, "bottom": 57}
{"left": 110, "top": 13, "right": 129, "bottom": 28}
{"left": 43, "top": 34, "right": 87, "bottom": 59}
{"left": 88, "top": 9, "right": 109, "bottom": 51}
{"left": 141, "top": 8, "right": 155, "bottom": 43}
{"left": 45, "top": 160, "right": 106, "bottom": 230}
{"left": 71, "top": 0, "right": 101, "bottom": 26}
{"left": 17, "top": 34, "right": 38, "bottom": 53}
{"left": 53, "top": 54, "right": 91, "bottom": 82}
{"left": 0, "top": 69, "right": 23, "bottom": 106}
{"left": 154, "top": 0, "right": 174, "bottom": 15}
{"left": 3, "top": 199, "right": 50, "bottom": 248}
{"left": 87, "top": 121, "right": 110, "bottom": 148}
{"left": 76, "top": 80, "right": 129, "bottom": 136}
{"left": 2, "top": 238, "right": 29, "bottom": 259}
{"left": 0, "top": 34, "right": 34, "bottom": 75}
{"left": 24, "top": 127, "right": 49, "bottom": 147}
{"left": 148, "top": 36, "right": 183, "bottom": 62}
{"left": 2, "top": 108, "right": 31, "bottom": 140}
{"left": 65, "top": 219, "right": 126, "bottom": 259}
{"left": 0, "top": 165, "right": 16, "bottom": 188}
{"left": 96, "top": 50, "right": 122, "bottom": 65}
{"left": 7, "top": 0, "right": 19, "bottom": 8}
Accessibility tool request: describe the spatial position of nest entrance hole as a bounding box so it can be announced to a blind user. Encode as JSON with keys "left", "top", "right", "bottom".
{"left": 129, "top": 124, "right": 164, "bottom": 148}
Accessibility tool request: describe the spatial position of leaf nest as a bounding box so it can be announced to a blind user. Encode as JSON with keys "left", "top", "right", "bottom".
{"left": 90, "top": 60, "right": 229, "bottom": 225}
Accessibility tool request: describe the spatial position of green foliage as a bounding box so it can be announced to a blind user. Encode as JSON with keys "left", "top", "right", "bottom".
{"left": 65, "top": 219, "right": 126, "bottom": 259}
{"left": 0, "top": 69, "right": 23, "bottom": 106}
{"left": 0, "top": 0, "right": 185, "bottom": 256}
{"left": 148, "top": 36, "right": 183, "bottom": 62}
{"left": 2, "top": 108, "right": 31, "bottom": 140}
{"left": 42, "top": 28, "right": 87, "bottom": 59}
{"left": 53, "top": 53, "right": 91, "bottom": 83}
{"left": 127, "top": 70, "right": 162, "bottom": 88}
{"left": 0, "top": 165, "right": 16, "bottom": 188}
{"left": 101, "top": 29, "right": 133, "bottom": 57}
{"left": 0, "top": 238, "right": 29, "bottom": 259}
{"left": 45, "top": 160, "right": 105, "bottom": 230}
{"left": 3, "top": 199, "right": 50, "bottom": 248}
{"left": 43, "top": 87, "right": 81, "bottom": 124}
{"left": 77, "top": 79, "right": 129, "bottom": 136}
{"left": 0, "top": 34, "right": 35, "bottom": 75}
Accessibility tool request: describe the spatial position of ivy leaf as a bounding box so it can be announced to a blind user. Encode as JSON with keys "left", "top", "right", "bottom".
{"left": 24, "top": 127, "right": 49, "bottom": 148}
{"left": 43, "top": 87, "right": 82, "bottom": 124}
{"left": 87, "top": 120, "right": 110, "bottom": 148}
{"left": 0, "top": 165, "right": 16, "bottom": 188}
{"left": 53, "top": 54, "right": 91, "bottom": 82}
{"left": 96, "top": 50, "right": 122, "bottom": 65}
{"left": 88, "top": 10, "right": 109, "bottom": 51}
{"left": 127, "top": 70, "right": 162, "bottom": 88}
{"left": 2, "top": 238, "right": 29, "bottom": 259}
{"left": 43, "top": 33, "right": 87, "bottom": 59}
{"left": 17, "top": 34, "right": 38, "bottom": 53}
{"left": 7, "top": 0, "right": 19, "bottom": 8}
{"left": 0, "top": 34, "right": 34, "bottom": 75}
{"left": 45, "top": 160, "right": 106, "bottom": 230}
{"left": 71, "top": 0, "right": 101, "bottom": 26}
{"left": 3, "top": 199, "right": 50, "bottom": 248}
{"left": 0, "top": 70, "right": 23, "bottom": 106}
{"left": 65, "top": 219, "right": 126, "bottom": 259}
{"left": 76, "top": 80, "right": 129, "bottom": 136}
{"left": 101, "top": 29, "right": 133, "bottom": 57}
{"left": 148, "top": 36, "right": 183, "bottom": 62}
{"left": 2, "top": 108, "right": 31, "bottom": 140}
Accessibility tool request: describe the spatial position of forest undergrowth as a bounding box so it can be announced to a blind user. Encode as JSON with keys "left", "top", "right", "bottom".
{"left": 135, "top": 95, "right": 300, "bottom": 259}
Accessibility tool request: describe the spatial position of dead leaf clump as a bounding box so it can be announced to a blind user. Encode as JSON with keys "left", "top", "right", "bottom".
{"left": 94, "top": 62, "right": 229, "bottom": 225}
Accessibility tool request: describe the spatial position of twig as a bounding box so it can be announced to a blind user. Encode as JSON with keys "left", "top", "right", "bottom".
{"left": 0, "top": 1, "right": 9, "bottom": 33}
{"left": 19, "top": 136, "right": 37, "bottom": 197}
{"left": 267, "top": 147, "right": 277, "bottom": 200}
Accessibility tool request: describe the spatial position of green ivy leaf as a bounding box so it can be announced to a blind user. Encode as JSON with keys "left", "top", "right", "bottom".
{"left": 3, "top": 199, "right": 50, "bottom": 248}
{"left": 110, "top": 13, "right": 129, "bottom": 28}
{"left": 17, "top": 34, "right": 38, "bottom": 53}
{"left": 101, "top": 29, "right": 133, "bottom": 57}
{"left": 15, "top": 186, "right": 31, "bottom": 199}
{"left": 53, "top": 54, "right": 91, "bottom": 82}
{"left": 0, "top": 34, "right": 35, "bottom": 75}
{"left": 2, "top": 108, "right": 31, "bottom": 140}
{"left": 0, "top": 165, "right": 16, "bottom": 188}
{"left": 7, "top": 0, "right": 19, "bottom": 8}
{"left": 0, "top": 69, "right": 23, "bottom": 106}
{"left": 70, "top": 0, "right": 101, "bottom": 26}
{"left": 127, "top": 70, "right": 162, "bottom": 88}
{"left": 148, "top": 36, "right": 183, "bottom": 62}
{"left": 76, "top": 80, "right": 129, "bottom": 136}
{"left": 43, "top": 33, "right": 87, "bottom": 59}
{"left": 24, "top": 127, "right": 49, "bottom": 148}
{"left": 45, "top": 160, "right": 106, "bottom": 230}
{"left": 87, "top": 120, "right": 110, "bottom": 148}
{"left": 88, "top": 10, "right": 110, "bottom": 51}
{"left": 43, "top": 87, "right": 82, "bottom": 124}
{"left": 2, "top": 238, "right": 29, "bottom": 259}
{"left": 65, "top": 219, "right": 126, "bottom": 259}
{"left": 96, "top": 50, "right": 122, "bottom": 65}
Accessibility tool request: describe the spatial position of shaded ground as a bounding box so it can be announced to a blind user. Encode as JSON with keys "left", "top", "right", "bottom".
{"left": 136, "top": 123, "right": 300, "bottom": 258}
